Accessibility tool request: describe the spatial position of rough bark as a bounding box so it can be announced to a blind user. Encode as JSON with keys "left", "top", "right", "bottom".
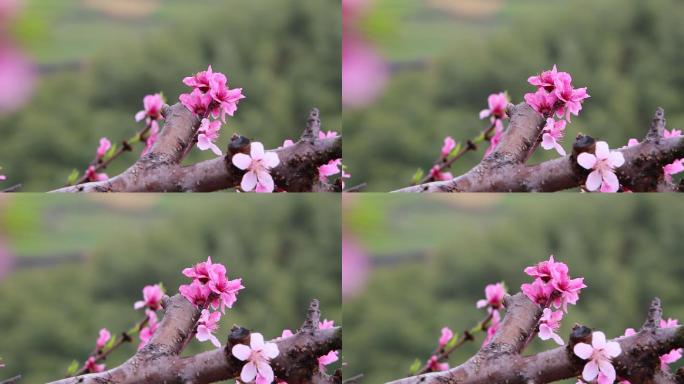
{"left": 47, "top": 296, "right": 341, "bottom": 384}
{"left": 394, "top": 104, "right": 684, "bottom": 192}
{"left": 50, "top": 105, "right": 342, "bottom": 193}
{"left": 387, "top": 297, "right": 683, "bottom": 384}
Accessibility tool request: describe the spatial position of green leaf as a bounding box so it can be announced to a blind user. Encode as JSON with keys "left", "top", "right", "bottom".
{"left": 105, "top": 143, "right": 117, "bottom": 160}
{"left": 66, "top": 360, "right": 79, "bottom": 376}
{"left": 411, "top": 168, "right": 424, "bottom": 184}
{"left": 409, "top": 358, "right": 421, "bottom": 375}
{"left": 449, "top": 142, "right": 462, "bottom": 158}
{"left": 445, "top": 335, "right": 458, "bottom": 349}
{"left": 66, "top": 169, "right": 79, "bottom": 185}
{"left": 105, "top": 334, "right": 117, "bottom": 350}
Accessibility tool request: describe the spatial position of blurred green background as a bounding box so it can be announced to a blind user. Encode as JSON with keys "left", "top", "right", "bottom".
{"left": 0, "top": 0, "right": 341, "bottom": 191}
{"left": 343, "top": 194, "right": 684, "bottom": 383}
{"left": 0, "top": 195, "right": 341, "bottom": 383}
{"left": 344, "top": 0, "right": 684, "bottom": 190}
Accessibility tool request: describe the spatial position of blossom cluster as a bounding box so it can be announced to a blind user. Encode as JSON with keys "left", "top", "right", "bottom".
{"left": 480, "top": 92, "right": 510, "bottom": 157}
{"left": 477, "top": 282, "right": 505, "bottom": 346}
{"left": 625, "top": 129, "right": 684, "bottom": 184}
{"left": 617, "top": 318, "right": 683, "bottom": 383}
{"left": 180, "top": 66, "right": 244, "bottom": 156}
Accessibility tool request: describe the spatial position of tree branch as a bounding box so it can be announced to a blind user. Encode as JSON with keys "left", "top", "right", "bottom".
{"left": 394, "top": 104, "right": 684, "bottom": 192}
{"left": 50, "top": 105, "right": 342, "bottom": 192}
{"left": 47, "top": 297, "right": 341, "bottom": 384}
{"left": 387, "top": 296, "right": 684, "bottom": 384}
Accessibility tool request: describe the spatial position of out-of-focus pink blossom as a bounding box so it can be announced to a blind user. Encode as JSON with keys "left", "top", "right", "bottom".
{"left": 135, "top": 93, "right": 164, "bottom": 123}
{"left": 96, "top": 138, "right": 111, "bottom": 160}
{"left": 134, "top": 284, "right": 164, "bottom": 311}
{"left": 85, "top": 166, "right": 108, "bottom": 182}
{"left": 319, "top": 131, "right": 339, "bottom": 139}
{"left": 139, "top": 309, "right": 158, "bottom": 350}
{"left": 85, "top": 357, "right": 105, "bottom": 373}
{"left": 482, "top": 310, "right": 501, "bottom": 347}
{"left": 232, "top": 142, "right": 280, "bottom": 193}
{"left": 279, "top": 139, "right": 295, "bottom": 149}
{"left": 96, "top": 328, "right": 111, "bottom": 350}
{"left": 430, "top": 165, "right": 453, "bottom": 181}
{"left": 343, "top": 36, "right": 388, "bottom": 109}
{"left": 439, "top": 327, "right": 453, "bottom": 348}
{"left": 664, "top": 159, "right": 684, "bottom": 182}
{"left": 484, "top": 128, "right": 504, "bottom": 157}
{"left": 479, "top": 92, "right": 508, "bottom": 121}
{"left": 0, "top": 42, "right": 36, "bottom": 112}
{"left": 577, "top": 141, "right": 625, "bottom": 193}
{"left": 476, "top": 282, "right": 506, "bottom": 310}
{"left": 427, "top": 355, "right": 449, "bottom": 372}
{"left": 441, "top": 137, "right": 456, "bottom": 158}
{"left": 342, "top": 234, "right": 370, "bottom": 299}
{"left": 663, "top": 129, "right": 682, "bottom": 139}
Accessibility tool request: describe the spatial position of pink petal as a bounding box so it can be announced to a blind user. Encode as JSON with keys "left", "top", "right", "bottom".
{"left": 135, "top": 111, "right": 146, "bottom": 122}
{"left": 582, "top": 360, "right": 599, "bottom": 381}
{"left": 592, "top": 331, "right": 607, "bottom": 349}
{"left": 250, "top": 142, "right": 265, "bottom": 159}
{"left": 232, "top": 344, "right": 251, "bottom": 361}
{"left": 232, "top": 153, "right": 252, "bottom": 170}
{"left": 604, "top": 341, "right": 622, "bottom": 358}
{"left": 256, "top": 361, "right": 274, "bottom": 383}
{"left": 479, "top": 109, "right": 490, "bottom": 119}
{"left": 250, "top": 332, "right": 265, "bottom": 350}
{"left": 256, "top": 171, "right": 275, "bottom": 193}
{"left": 262, "top": 152, "right": 280, "bottom": 169}
{"left": 594, "top": 141, "right": 610, "bottom": 159}
{"left": 577, "top": 153, "right": 597, "bottom": 170}
{"left": 241, "top": 361, "right": 257, "bottom": 383}
{"left": 608, "top": 151, "right": 625, "bottom": 168}
{"left": 585, "top": 170, "right": 603, "bottom": 191}
{"left": 574, "top": 343, "right": 593, "bottom": 360}
{"left": 601, "top": 171, "right": 620, "bottom": 193}
{"left": 262, "top": 342, "right": 280, "bottom": 359}
{"left": 598, "top": 360, "right": 616, "bottom": 382}
{"left": 241, "top": 171, "right": 258, "bottom": 192}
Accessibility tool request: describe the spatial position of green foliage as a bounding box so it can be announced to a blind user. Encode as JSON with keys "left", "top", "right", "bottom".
{"left": 344, "top": 0, "right": 684, "bottom": 190}
{"left": 0, "top": 0, "right": 341, "bottom": 191}
{"left": 0, "top": 195, "right": 341, "bottom": 383}
{"left": 343, "top": 195, "right": 684, "bottom": 382}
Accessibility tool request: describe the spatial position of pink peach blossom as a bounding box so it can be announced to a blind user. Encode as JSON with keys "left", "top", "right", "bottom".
{"left": 96, "top": 328, "right": 111, "bottom": 349}
{"left": 541, "top": 118, "right": 567, "bottom": 156}
{"left": 179, "top": 279, "right": 212, "bottom": 307}
{"left": 439, "top": 327, "right": 453, "bottom": 348}
{"left": 179, "top": 88, "right": 213, "bottom": 116}
{"left": 429, "top": 165, "right": 453, "bottom": 181}
{"left": 521, "top": 279, "right": 554, "bottom": 305}
{"left": 319, "top": 131, "right": 339, "bottom": 139}
{"left": 134, "top": 284, "right": 164, "bottom": 311}
{"left": 85, "top": 357, "right": 105, "bottom": 373}
{"left": 209, "top": 75, "right": 245, "bottom": 122}
{"left": 197, "top": 118, "right": 223, "bottom": 156}
{"left": 538, "top": 308, "right": 564, "bottom": 345}
{"left": 552, "top": 72, "right": 590, "bottom": 121}
{"left": 232, "top": 333, "right": 280, "bottom": 384}
{"left": 479, "top": 92, "right": 508, "bottom": 121}
{"left": 441, "top": 137, "right": 456, "bottom": 157}
{"left": 524, "top": 255, "right": 567, "bottom": 283}
{"left": 427, "top": 355, "right": 449, "bottom": 372}
{"left": 663, "top": 159, "right": 684, "bottom": 182}
{"left": 524, "top": 89, "right": 558, "bottom": 117}
{"left": 85, "top": 166, "right": 108, "bottom": 182}
{"left": 476, "top": 282, "right": 506, "bottom": 310}
{"left": 280, "top": 139, "right": 295, "bottom": 149}
{"left": 663, "top": 129, "right": 682, "bottom": 138}
{"left": 96, "top": 138, "right": 111, "bottom": 160}
{"left": 528, "top": 65, "right": 560, "bottom": 92}
{"left": 232, "top": 142, "right": 280, "bottom": 193}
{"left": 574, "top": 331, "right": 622, "bottom": 384}
{"left": 183, "top": 256, "right": 217, "bottom": 283}
{"left": 196, "top": 309, "right": 222, "bottom": 347}
{"left": 139, "top": 309, "right": 158, "bottom": 350}
{"left": 183, "top": 65, "right": 217, "bottom": 93}
{"left": 482, "top": 310, "right": 501, "bottom": 347}
{"left": 319, "top": 159, "right": 342, "bottom": 181}
{"left": 206, "top": 263, "right": 244, "bottom": 313}
{"left": 577, "top": 141, "right": 625, "bottom": 193}
{"left": 135, "top": 93, "right": 164, "bottom": 123}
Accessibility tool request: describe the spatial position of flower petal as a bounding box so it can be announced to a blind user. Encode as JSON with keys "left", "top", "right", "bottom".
{"left": 582, "top": 360, "right": 599, "bottom": 381}
{"left": 241, "top": 361, "right": 257, "bottom": 383}
{"left": 250, "top": 142, "right": 265, "bottom": 159}
{"left": 232, "top": 344, "right": 251, "bottom": 361}
{"left": 608, "top": 151, "right": 625, "bottom": 168}
{"left": 262, "top": 151, "right": 280, "bottom": 169}
{"left": 595, "top": 141, "right": 610, "bottom": 159}
{"left": 577, "top": 153, "right": 596, "bottom": 170}
{"left": 256, "top": 361, "right": 274, "bottom": 383}
{"left": 232, "top": 153, "right": 252, "bottom": 170}
{"left": 574, "top": 343, "right": 593, "bottom": 360}
{"left": 585, "top": 170, "right": 603, "bottom": 191}
{"left": 241, "top": 171, "right": 258, "bottom": 192}
{"left": 592, "top": 331, "right": 607, "bottom": 349}
{"left": 250, "top": 332, "right": 265, "bottom": 350}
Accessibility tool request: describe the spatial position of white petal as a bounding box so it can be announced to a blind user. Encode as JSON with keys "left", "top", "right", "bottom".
{"left": 262, "top": 342, "right": 280, "bottom": 359}
{"left": 250, "top": 142, "right": 265, "bottom": 159}
{"left": 592, "top": 331, "right": 607, "bottom": 349}
{"left": 585, "top": 170, "right": 603, "bottom": 191}
{"left": 256, "top": 361, "right": 274, "bottom": 383}
{"left": 601, "top": 171, "right": 620, "bottom": 193}
{"left": 232, "top": 153, "right": 252, "bottom": 170}
{"left": 574, "top": 343, "right": 593, "bottom": 360}
{"left": 604, "top": 341, "right": 622, "bottom": 358}
{"left": 250, "top": 332, "right": 265, "bottom": 350}
{"left": 241, "top": 171, "right": 258, "bottom": 192}
{"left": 595, "top": 141, "right": 610, "bottom": 159}
{"left": 241, "top": 362, "right": 257, "bottom": 383}
{"left": 262, "top": 152, "right": 280, "bottom": 168}
{"left": 608, "top": 151, "right": 625, "bottom": 167}
{"left": 256, "top": 171, "right": 275, "bottom": 193}
{"left": 582, "top": 360, "right": 599, "bottom": 381}
{"left": 598, "top": 359, "right": 616, "bottom": 382}
{"left": 577, "top": 153, "right": 597, "bottom": 170}
{"left": 232, "top": 344, "right": 251, "bottom": 361}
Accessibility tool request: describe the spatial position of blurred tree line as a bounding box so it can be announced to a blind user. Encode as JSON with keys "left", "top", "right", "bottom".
{"left": 343, "top": 195, "right": 684, "bottom": 383}
{"left": 0, "top": 195, "right": 341, "bottom": 383}
{"left": 344, "top": 0, "right": 684, "bottom": 190}
{"left": 0, "top": 0, "right": 341, "bottom": 191}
